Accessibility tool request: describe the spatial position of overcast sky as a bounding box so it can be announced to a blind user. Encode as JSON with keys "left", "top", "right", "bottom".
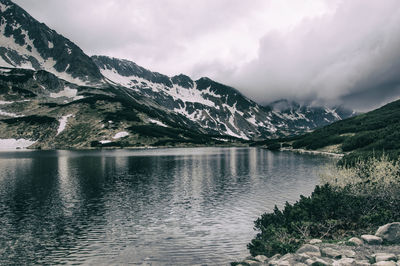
{"left": 12, "top": 0, "right": 400, "bottom": 110}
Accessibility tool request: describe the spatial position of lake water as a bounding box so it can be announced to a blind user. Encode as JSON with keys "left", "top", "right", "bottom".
{"left": 0, "top": 147, "right": 331, "bottom": 265}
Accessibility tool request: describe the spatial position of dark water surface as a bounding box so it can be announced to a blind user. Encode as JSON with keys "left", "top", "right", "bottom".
{"left": 0, "top": 147, "right": 331, "bottom": 265}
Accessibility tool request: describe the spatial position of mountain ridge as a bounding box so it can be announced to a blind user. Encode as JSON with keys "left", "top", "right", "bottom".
{"left": 0, "top": 0, "right": 102, "bottom": 85}
{"left": 0, "top": 0, "right": 356, "bottom": 149}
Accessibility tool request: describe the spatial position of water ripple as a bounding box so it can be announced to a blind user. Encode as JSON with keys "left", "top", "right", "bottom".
{"left": 0, "top": 147, "right": 332, "bottom": 265}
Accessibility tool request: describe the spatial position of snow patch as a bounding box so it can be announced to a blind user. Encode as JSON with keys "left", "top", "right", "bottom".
{"left": 0, "top": 138, "right": 36, "bottom": 150}
{"left": 48, "top": 41, "right": 54, "bottom": 49}
{"left": 0, "top": 24, "right": 89, "bottom": 86}
{"left": 56, "top": 114, "right": 74, "bottom": 135}
{"left": 0, "top": 109, "right": 20, "bottom": 117}
{"left": 100, "top": 140, "right": 111, "bottom": 144}
{"left": 113, "top": 131, "right": 129, "bottom": 139}
{"left": 0, "top": 3, "right": 11, "bottom": 12}
{"left": 0, "top": 100, "right": 14, "bottom": 105}
{"left": 0, "top": 56, "right": 14, "bottom": 68}
{"left": 50, "top": 86, "right": 82, "bottom": 100}
{"left": 148, "top": 118, "right": 168, "bottom": 127}
{"left": 325, "top": 108, "right": 341, "bottom": 120}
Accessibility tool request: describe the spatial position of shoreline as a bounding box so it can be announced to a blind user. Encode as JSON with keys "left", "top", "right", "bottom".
{"left": 280, "top": 147, "right": 345, "bottom": 158}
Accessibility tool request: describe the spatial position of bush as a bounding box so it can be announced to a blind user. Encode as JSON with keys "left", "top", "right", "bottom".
{"left": 248, "top": 155, "right": 400, "bottom": 257}
{"left": 321, "top": 154, "right": 400, "bottom": 200}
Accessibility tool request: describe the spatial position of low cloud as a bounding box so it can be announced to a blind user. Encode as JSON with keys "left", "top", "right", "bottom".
{"left": 12, "top": 0, "right": 400, "bottom": 111}
{"left": 226, "top": 0, "right": 400, "bottom": 110}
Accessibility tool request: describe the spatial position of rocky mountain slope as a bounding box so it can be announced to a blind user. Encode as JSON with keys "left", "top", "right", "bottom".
{"left": 0, "top": 0, "right": 102, "bottom": 85}
{"left": 93, "top": 56, "right": 353, "bottom": 140}
{"left": 0, "top": 0, "right": 355, "bottom": 149}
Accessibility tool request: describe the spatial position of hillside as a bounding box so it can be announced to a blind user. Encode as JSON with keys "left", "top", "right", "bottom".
{"left": 257, "top": 98, "right": 400, "bottom": 162}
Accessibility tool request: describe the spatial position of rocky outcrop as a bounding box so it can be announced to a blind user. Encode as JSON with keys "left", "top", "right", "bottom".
{"left": 233, "top": 223, "right": 400, "bottom": 266}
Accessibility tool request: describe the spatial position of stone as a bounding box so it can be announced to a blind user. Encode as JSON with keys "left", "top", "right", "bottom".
{"left": 354, "top": 260, "right": 371, "bottom": 266}
{"left": 374, "top": 253, "right": 397, "bottom": 262}
{"left": 342, "top": 249, "right": 356, "bottom": 258}
{"left": 374, "top": 261, "right": 396, "bottom": 266}
{"left": 348, "top": 237, "right": 364, "bottom": 246}
{"left": 268, "top": 255, "right": 282, "bottom": 266}
{"left": 243, "top": 259, "right": 262, "bottom": 265}
{"left": 321, "top": 247, "right": 342, "bottom": 259}
{"left": 296, "top": 253, "right": 311, "bottom": 263}
{"left": 296, "top": 244, "right": 321, "bottom": 257}
{"left": 255, "top": 255, "right": 268, "bottom": 262}
{"left": 375, "top": 222, "right": 400, "bottom": 244}
{"left": 361, "top": 234, "right": 383, "bottom": 245}
{"left": 333, "top": 258, "right": 355, "bottom": 266}
{"left": 309, "top": 239, "right": 322, "bottom": 244}
{"left": 276, "top": 261, "right": 291, "bottom": 266}
{"left": 270, "top": 254, "right": 282, "bottom": 261}
{"left": 305, "top": 257, "right": 332, "bottom": 266}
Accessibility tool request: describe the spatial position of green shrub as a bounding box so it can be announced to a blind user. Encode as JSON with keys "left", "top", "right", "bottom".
{"left": 249, "top": 184, "right": 400, "bottom": 257}
{"left": 248, "top": 155, "right": 400, "bottom": 257}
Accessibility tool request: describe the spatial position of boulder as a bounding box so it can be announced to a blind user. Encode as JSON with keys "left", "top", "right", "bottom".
{"left": 374, "top": 253, "right": 397, "bottom": 262}
{"left": 243, "top": 259, "right": 262, "bottom": 265}
{"left": 374, "top": 261, "right": 396, "bottom": 266}
{"left": 354, "top": 260, "right": 372, "bottom": 266}
{"left": 361, "top": 235, "right": 383, "bottom": 245}
{"left": 321, "top": 247, "right": 342, "bottom": 259}
{"left": 341, "top": 249, "right": 356, "bottom": 258}
{"left": 254, "top": 255, "right": 268, "bottom": 262}
{"left": 348, "top": 237, "right": 364, "bottom": 246}
{"left": 375, "top": 222, "right": 400, "bottom": 244}
{"left": 309, "top": 239, "right": 322, "bottom": 244}
{"left": 270, "top": 254, "right": 282, "bottom": 260}
{"left": 305, "top": 257, "right": 331, "bottom": 265}
{"left": 296, "top": 244, "right": 321, "bottom": 257}
{"left": 333, "top": 258, "right": 355, "bottom": 266}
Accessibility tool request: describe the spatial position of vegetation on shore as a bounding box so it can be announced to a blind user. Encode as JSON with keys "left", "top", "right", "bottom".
{"left": 252, "top": 98, "right": 400, "bottom": 165}
{"left": 248, "top": 155, "right": 400, "bottom": 257}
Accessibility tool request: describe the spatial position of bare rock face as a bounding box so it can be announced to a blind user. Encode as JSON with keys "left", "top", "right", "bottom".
{"left": 376, "top": 223, "right": 400, "bottom": 244}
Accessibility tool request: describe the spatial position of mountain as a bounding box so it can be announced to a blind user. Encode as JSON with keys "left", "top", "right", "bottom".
{"left": 92, "top": 56, "right": 354, "bottom": 140}
{"left": 0, "top": 0, "right": 102, "bottom": 85}
{"left": 0, "top": 0, "right": 355, "bottom": 149}
{"left": 265, "top": 99, "right": 356, "bottom": 131}
{"left": 261, "top": 98, "right": 400, "bottom": 162}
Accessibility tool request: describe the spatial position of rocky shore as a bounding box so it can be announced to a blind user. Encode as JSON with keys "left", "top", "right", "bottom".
{"left": 234, "top": 222, "right": 400, "bottom": 266}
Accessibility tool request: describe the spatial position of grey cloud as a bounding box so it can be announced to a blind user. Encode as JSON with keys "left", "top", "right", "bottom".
{"left": 12, "top": 0, "right": 400, "bottom": 111}
{"left": 226, "top": 0, "right": 400, "bottom": 110}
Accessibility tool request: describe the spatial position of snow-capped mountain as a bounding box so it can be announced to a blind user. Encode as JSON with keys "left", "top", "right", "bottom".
{"left": 0, "top": 0, "right": 102, "bottom": 85}
{"left": 0, "top": 0, "right": 355, "bottom": 149}
{"left": 265, "top": 99, "right": 356, "bottom": 131}
{"left": 92, "top": 56, "right": 353, "bottom": 139}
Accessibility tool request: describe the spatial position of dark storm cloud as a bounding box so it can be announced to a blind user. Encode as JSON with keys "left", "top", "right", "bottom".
{"left": 227, "top": 0, "right": 400, "bottom": 110}
{"left": 11, "top": 0, "right": 400, "bottom": 111}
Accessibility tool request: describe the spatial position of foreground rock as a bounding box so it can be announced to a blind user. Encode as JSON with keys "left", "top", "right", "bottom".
{"left": 376, "top": 223, "right": 400, "bottom": 244}
{"left": 233, "top": 223, "right": 400, "bottom": 266}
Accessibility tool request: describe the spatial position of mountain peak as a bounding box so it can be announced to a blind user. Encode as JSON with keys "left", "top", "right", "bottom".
{"left": 0, "top": 0, "right": 102, "bottom": 85}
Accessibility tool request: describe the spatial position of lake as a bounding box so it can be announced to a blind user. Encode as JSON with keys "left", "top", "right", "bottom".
{"left": 0, "top": 147, "right": 332, "bottom": 265}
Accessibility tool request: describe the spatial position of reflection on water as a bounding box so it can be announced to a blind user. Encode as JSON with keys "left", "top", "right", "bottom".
{"left": 0, "top": 148, "right": 331, "bottom": 265}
